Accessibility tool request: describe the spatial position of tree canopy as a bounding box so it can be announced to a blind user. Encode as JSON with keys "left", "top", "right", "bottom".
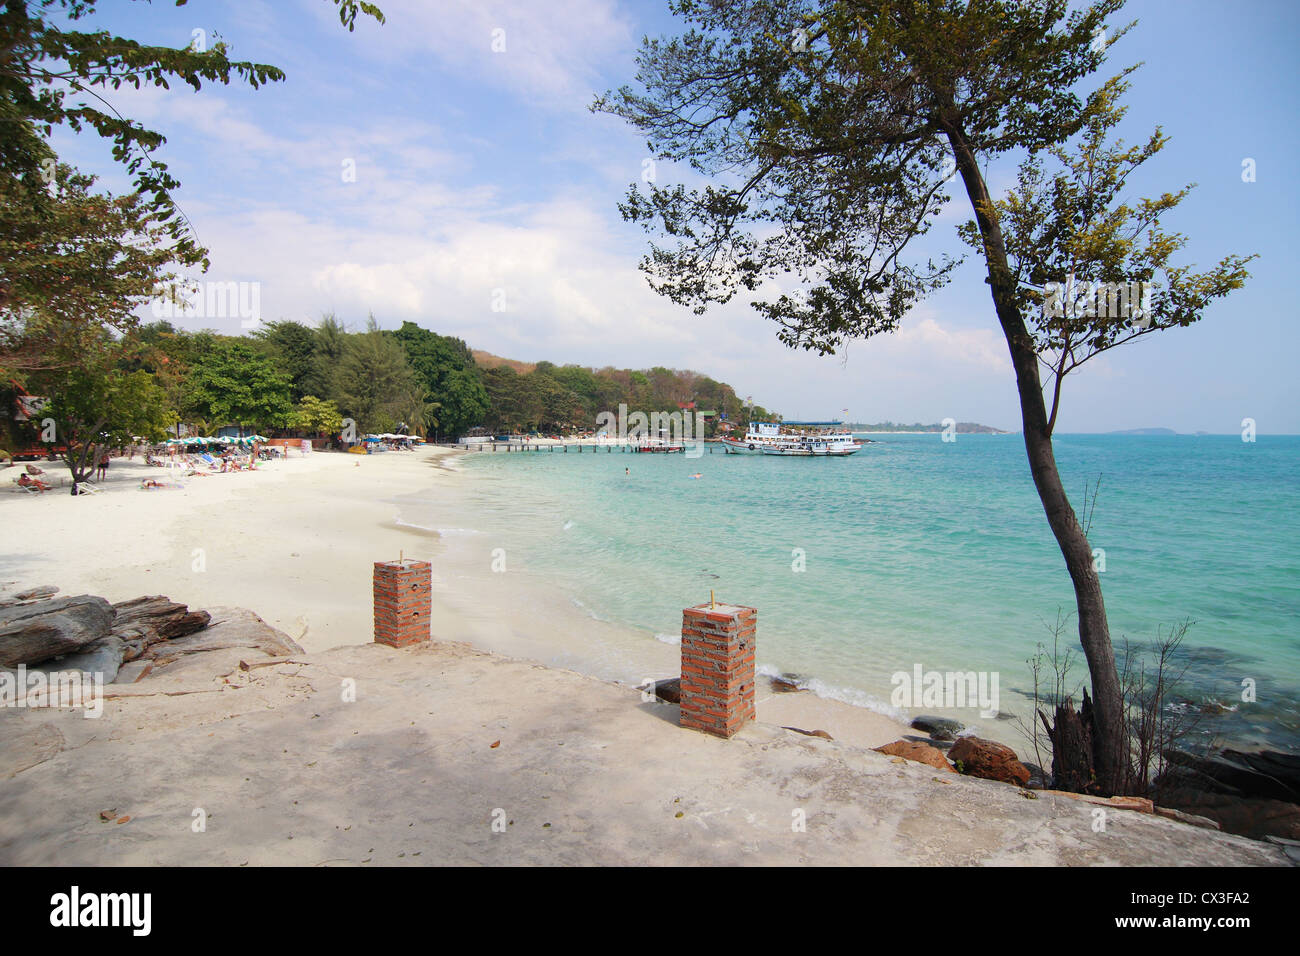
{"left": 596, "top": 0, "right": 1253, "bottom": 796}
{"left": 0, "top": 0, "right": 385, "bottom": 270}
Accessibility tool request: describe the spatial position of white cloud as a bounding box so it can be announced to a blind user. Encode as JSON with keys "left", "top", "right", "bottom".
{"left": 324, "top": 0, "right": 635, "bottom": 110}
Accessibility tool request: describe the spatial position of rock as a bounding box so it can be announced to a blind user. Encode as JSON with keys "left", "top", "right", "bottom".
{"left": 1156, "top": 787, "right": 1300, "bottom": 842}
{"left": 1022, "top": 761, "right": 1051, "bottom": 789}
{"left": 650, "top": 677, "right": 680, "bottom": 704}
{"left": 111, "top": 596, "right": 210, "bottom": 641}
{"left": 948, "top": 736, "right": 1031, "bottom": 786}
{"left": 0, "top": 596, "right": 114, "bottom": 667}
{"left": 875, "top": 739, "right": 954, "bottom": 772}
{"left": 46, "top": 636, "right": 127, "bottom": 684}
{"left": 113, "top": 660, "right": 152, "bottom": 684}
{"left": 144, "top": 606, "right": 302, "bottom": 667}
{"left": 903, "top": 733, "right": 952, "bottom": 750}
{"left": 910, "top": 715, "right": 964, "bottom": 741}
{"left": 1155, "top": 806, "right": 1222, "bottom": 831}
{"left": 769, "top": 675, "right": 804, "bottom": 693}
{"left": 0, "top": 584, "right": 60, "bottom": 608}
{"left": 1165, "top": 749, "right": 1300, "bottom": 803}
{"left": 1040, "top": 790, "right": 1154, "bottom": 813}
{"left": 1263, "top": 835, "right": 1300, "bottom": 865}
{"left": 0, "top": 722, "right": 65, "bottom": 778}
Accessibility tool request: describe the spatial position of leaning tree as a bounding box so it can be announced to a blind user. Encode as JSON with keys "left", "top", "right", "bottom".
{"left": 595, "top": 0, "right": 1252, "bottom": 795}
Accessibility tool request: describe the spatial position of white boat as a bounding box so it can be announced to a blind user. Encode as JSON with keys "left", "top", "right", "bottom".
{"left": 721, "top": 421, "right": 862, "bottom": 456}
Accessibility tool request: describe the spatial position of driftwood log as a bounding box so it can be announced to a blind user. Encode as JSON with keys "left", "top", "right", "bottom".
{"left": 1040, "top": 689, "right": 1104, "bottom": 796}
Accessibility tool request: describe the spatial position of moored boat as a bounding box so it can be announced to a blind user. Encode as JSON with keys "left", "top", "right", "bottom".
{"left": 722, "top": 421, "right": 862, "bottom": 456}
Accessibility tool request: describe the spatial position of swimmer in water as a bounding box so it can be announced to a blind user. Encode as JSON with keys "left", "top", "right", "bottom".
{"left": 625, "top": 467, "right": 629, "bottom": 476}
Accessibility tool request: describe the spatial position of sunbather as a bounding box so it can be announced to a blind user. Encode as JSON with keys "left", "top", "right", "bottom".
{"left": 18, "top": 473, "right": 50, "bottom": 492}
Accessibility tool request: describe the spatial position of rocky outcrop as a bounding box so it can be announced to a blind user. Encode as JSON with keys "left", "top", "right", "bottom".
{"left": 0, "top": 584, "right": 60, "bottom": 607}
{"left": 0, "top": 595, "right": 114, "bottom": 667}
{"left": 45, "top": 636, "right": 127, "bottom": 684}
{"left": 1165, "top": 749, "right": 1300, "bottom": 804}
{"left": 111, "top": 596, "right": 210, "bottom": 661}
{"left": 1039, "top": 790, "right": 1154, "bottom": 813}
{"left": 948, "top": 736, "right": 1031, "bottom": 786}
{"left": 1156, "top": 787, "right": 1300, "bottom": 842}
{"left": 876, "top": 739, "right": 954, "bottom": 772}
{"left": 143, "top": 606, "right": 301, "bottom": 667}
{"left": 1154, "top": 806, "right": 1221, "bottom": 830}
{"left": 769, "top": 675, "right": 805, "bottom": 694}
{"left": 910, "top": 715, "right": 964, "bottom": 741}
{"left": 0, "top": 589, "right": 291, "bottom": 685}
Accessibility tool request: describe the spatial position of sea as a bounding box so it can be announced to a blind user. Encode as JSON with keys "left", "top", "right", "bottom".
{"left": 398, "top": 434, "right": 1300, "bottom": 753}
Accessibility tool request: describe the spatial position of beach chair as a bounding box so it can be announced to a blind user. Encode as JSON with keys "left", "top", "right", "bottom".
{"left": 73, "top": 481, "right": 103, "bottom": 495}
{"left": 15, "top": 473, "right": 49, "bottom": 493}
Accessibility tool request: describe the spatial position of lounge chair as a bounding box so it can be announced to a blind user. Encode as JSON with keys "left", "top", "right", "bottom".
{"left": 16, "top": 473, "right": 50, "bottom": 493}
{"left": 73, "top": 480, "right": 103, "bottom": 495}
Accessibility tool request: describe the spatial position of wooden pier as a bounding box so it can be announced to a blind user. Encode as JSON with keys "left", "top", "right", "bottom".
{"left": 450, "top": 441, "right": 724, "bottom": 454}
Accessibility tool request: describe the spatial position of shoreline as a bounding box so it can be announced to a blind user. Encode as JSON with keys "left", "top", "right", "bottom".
{"left": 0, "top": 449, "right": 924, "bottom": 752}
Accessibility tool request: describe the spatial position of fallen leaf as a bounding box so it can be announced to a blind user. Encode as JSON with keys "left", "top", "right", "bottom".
{"left": 489, "top": 740, "right": 500, "bottom": 749}
{"left": 116, "top": 815, "right": 131, "bottom": 825}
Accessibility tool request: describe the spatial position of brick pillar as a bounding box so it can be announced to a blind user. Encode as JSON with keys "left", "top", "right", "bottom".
{"left": 373, "top": 559, "right": 431, "bottom": 647}
{"left": 679, "top": 602, "right": 756, "bottom": 737}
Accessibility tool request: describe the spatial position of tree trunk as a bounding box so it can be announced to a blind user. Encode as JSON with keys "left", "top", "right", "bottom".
{"left": 1041, "top": 689, "right": 1100, "bottom": 793}
{"left": 945, "top": 122, "right": 1125, "bottom": 795}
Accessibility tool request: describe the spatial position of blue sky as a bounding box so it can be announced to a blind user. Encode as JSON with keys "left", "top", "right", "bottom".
{"left": 53, "top": 0, "right": 1300, "bottom": 432}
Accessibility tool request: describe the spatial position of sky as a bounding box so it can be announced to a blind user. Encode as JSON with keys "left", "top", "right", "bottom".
{"left": 50, "top": 0, "right": 1300, "bottom": 433}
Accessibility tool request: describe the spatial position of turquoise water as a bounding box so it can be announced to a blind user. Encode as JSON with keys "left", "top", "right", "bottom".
{"left": 425, "top": 435, "right": 1300, "bottom": 751}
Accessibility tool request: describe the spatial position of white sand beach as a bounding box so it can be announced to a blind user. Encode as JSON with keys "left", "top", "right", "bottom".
{"left": 0, "top": 449, "right": 909, "bottom": 748}
{"left": 0, "top": 450, "right": 1287, "bottom": 865}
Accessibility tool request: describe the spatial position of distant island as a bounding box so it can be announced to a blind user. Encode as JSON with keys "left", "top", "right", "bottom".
{"left": 1107, "top": 427, "right": 1178, "bottom": 436}
{"left": 850, "top": 421, "right": 1009, "bottom": 434}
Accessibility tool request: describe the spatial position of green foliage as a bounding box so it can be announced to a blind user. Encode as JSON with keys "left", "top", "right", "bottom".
{"left": 478, "top": 360, "right": 769, "bottom": 435}
{"left": 291, "top": 395, "right": 344, "bottom": 435}
{"left": 957, "top": 77, "right": 1256, "bottom": 432}
{"left": 329, "top": 314, "right": 417, "bottom": 434}
{"left": 1, "top": 0, "right": 385, "bottom": 269}
{"left": 390, "top": 321, "right": 487, "bottom": 437}
{"left": 39, "top": 332, "right": 171, "bottom": 487}
{"left": 1, "top": 162, "right": 181, "bottom": 378}
{"left": 593, "top": 0, "right": 1124, "bottom": 352}
{"left": 183, "top": 338, "right": 294, "bottom": 429}
{"left": 254, "top": 320, "right": 323, "bottom": 401}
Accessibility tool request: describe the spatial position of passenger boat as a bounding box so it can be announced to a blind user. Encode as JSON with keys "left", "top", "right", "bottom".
{"left": 721, "top": 421, "right": 862, "bottom": 456}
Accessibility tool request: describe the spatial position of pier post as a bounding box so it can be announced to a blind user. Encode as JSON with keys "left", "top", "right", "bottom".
{"left": 372, "top": 559, "right": 432, "bottom": 648}
{"left": 679, "top": 601, "right": 757, "bottom": 738}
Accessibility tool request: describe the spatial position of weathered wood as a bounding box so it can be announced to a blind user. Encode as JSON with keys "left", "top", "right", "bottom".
{"left": 0, "top": 596, "right": 114, "bottom": 667}
{"left": 1041, "top": 689, "right": 1101, "bottom": 795}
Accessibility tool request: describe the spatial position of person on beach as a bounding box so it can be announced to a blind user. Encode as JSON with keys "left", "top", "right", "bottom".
{"left": 96, "top": 450, "right": 110, "bottom": 482}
